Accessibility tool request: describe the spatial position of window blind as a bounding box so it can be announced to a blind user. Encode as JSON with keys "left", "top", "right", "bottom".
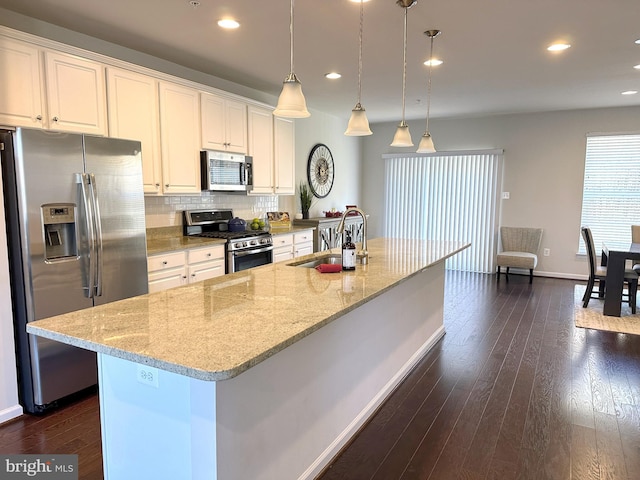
{"left": 383, "top": 150, "right": 502, "bottom": 273}
{"left": 579, "top": 134, "right": 640, "bottom": 254}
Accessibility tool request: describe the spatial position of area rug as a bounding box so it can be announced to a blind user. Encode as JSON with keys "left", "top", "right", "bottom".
{"left": 574, "top": 285, "right": 640, "bottom": 335}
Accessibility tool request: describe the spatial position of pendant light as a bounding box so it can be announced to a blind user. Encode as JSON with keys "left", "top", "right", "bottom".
{"left": 417, "top": 29, "right": 441, "bottom": 153}
{"left": 345, "top": 0, "right": 372, "bottom": 136}
{"left": 390, "top": 0, "right": 417, "bottom": 147}
{"left": 274, "top": 0, "right": 310, "bottom": 118}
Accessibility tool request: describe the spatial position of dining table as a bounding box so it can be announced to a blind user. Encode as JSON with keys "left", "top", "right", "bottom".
{"left": 601, "top": 242, "right": 640, "bottom": 316}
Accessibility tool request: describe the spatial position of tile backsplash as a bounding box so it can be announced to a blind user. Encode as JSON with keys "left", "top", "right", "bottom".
{"left": 144, "top": 192, "right": 280, "bottom": 228}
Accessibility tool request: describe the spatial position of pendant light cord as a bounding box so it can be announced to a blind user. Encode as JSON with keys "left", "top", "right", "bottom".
{"left": 356, "top": 0, "right": 364, "bottom": 106}
{"left": 289, "top": 0, "right": 295, "bottom": 74}
{"left": 426, "top": 34, "right": 434, "bottom": 132}
{"left": 401, "top": 6, "right": 408, "bottom": 125}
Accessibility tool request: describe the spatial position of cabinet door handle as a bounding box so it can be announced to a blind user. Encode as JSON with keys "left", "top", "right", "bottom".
{"left": 162, "top": 261, "right": 168, "bottom": 265}
{"left": 36, "top": 115, "right": 42, "bottom": 121}
{"left": 155, "top": 183, "right": 160, "bottom": 187}
{"left": 207, "top": 253, "right": 212, "bottom": 257}
{"left": 52, "top": 116, "right": 59, "bottom": 122}
{"left": 165, "top": 184, "right": 170, "bottom": 188}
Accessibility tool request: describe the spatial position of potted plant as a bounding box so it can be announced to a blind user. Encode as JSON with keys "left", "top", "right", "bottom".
{"left": 299, "top": 181, "right": 313, "bottom": 219}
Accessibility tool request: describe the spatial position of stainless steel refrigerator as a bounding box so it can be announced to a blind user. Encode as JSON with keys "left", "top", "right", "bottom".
{"left": 1, "top": 127, "right": 148, "bottom": 413}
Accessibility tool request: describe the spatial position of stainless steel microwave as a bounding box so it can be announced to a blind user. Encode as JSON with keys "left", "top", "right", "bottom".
{"left": 200, "top": 150, "right": 253, "bottom": 192}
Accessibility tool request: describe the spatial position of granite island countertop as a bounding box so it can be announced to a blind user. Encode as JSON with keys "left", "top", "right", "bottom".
{"left": 28, "top": 238, "right": 469, "bottom": 382}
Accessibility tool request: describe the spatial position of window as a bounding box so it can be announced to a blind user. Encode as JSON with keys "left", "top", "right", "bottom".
{"left": 383, "top": 150, "right": 503, "bottom": 273}
{"left": 579, "top": 134, "right": 640, "bottom": 253}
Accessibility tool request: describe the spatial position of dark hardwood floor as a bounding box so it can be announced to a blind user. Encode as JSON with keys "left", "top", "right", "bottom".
{"left": 2, "top": 271, "right": 639, "bottom": 479}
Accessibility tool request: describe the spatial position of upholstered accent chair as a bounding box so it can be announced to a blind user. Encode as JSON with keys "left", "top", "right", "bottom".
{"left": 581, "top": 226, "right": 637, "bottom": 312}
{"left": 496, "top": 226, "right": 543, "bottom": 284}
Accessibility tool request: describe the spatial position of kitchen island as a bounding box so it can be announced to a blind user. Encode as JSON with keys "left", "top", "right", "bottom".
{"left": 27, "top": 237, "right": 469, "bottom": 480}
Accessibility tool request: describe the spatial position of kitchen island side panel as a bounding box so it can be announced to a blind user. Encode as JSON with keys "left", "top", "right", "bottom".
{"left": 220, "top": 262, "right": 446, "bottom": 479}
{"left": 97, "top": 354, "right": 217, "bottom": 480}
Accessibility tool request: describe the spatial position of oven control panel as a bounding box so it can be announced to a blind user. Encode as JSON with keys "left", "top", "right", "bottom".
{"left": 229, "top": 235, "right": 273, "bottom": 251}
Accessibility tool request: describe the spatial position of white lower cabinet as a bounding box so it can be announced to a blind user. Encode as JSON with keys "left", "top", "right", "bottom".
{"left": 148, "top": 245, "right": 225, "bottom": 292}
{"left": 187, "top": 245, "right": 225, "bottom": 283}
{"left": 272, "top": 233, "right": 294, "bottom": 263}
{"left": 272, "top": 230, "right": 315, "bottom": 263}
{"left": 147, "top": 251, "right": 188, "bottom": 293}
{"left": 294, "top": 231, "right": 314, "bottom": 258}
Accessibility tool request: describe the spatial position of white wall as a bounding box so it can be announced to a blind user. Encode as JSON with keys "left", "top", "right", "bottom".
{"left": 363, "top": 106, "right": 640, "bottom": 278}
{"left": 279, "top": 111, "right": 362, "bottom": 218}
{"left": 0, "top": 165, "right": 22, "bottom": 423}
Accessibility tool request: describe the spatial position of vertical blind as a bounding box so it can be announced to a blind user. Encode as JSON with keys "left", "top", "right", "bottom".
{"left": 579, "top": 133, "right": 640, "bottom": 253}
{"left": 383, "top": 150, "right": 503, "bottom": 273}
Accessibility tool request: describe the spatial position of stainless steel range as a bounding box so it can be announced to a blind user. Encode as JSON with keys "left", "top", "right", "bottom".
{"left": 183, "top": 209, "right": 273, "bottom": 273}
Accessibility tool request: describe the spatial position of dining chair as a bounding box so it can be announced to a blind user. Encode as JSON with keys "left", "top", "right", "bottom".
{"left": 581, "top": 226, "right": 638, "bottom": 312}
{"left": 632, "top": 225, "right": 640, "bottom": 276}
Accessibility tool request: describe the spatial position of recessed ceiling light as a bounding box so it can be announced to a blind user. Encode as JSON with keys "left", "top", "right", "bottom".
{"left": 635, "top": 38, "right": 640, "bottom": 45}
{"left": 547, "top": 43, "right": 571, "bottom": 52}
{"left": 218, "top": 19, "right": 240, "bottom": 29}
{"left": 325, "top": 72, "right": 342, "bottom": 79}
{"left": 349, "top": 0, "right": 371, "bottom": 3}
{"left": 622, "top": 90, "right": 638, "bottom": 95}
{"left": 424, "top": 59, "right": 443, "bottom": 67}
{"left": 634, "top": 64, "right": 640, "bottom": 70}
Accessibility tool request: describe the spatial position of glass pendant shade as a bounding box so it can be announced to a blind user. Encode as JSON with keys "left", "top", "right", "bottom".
{"left": 274, "top": 73, "right": 310, "bottom": 118}
{"left": 345, "top": 104, "right": 372, "bottom": 136}
{"left": 390, "top": 122, "right": 413, "bottom": 147}
{"left": 417, "top": 132, "right": 435, "bottom": 153}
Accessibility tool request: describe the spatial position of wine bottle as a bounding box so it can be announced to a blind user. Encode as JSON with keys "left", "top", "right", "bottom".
{"left": 342, "top": 232, "right": 356, "bottom": 271}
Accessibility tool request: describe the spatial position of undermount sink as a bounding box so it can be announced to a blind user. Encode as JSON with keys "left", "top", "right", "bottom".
{"left": 287, "top": 253, "right": 342, "bottom": 268}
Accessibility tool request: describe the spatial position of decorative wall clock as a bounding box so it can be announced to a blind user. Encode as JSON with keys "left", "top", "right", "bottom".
{"left": 307, "top": 143, "right": 335, "bottom": 198}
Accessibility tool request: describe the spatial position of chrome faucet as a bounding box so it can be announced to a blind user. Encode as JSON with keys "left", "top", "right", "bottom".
{"left": 336, "top": 208, "right": 368, "bottom": 265}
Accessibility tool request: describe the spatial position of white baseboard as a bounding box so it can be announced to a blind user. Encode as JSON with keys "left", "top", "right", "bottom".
{"left": 299, "top": 325, "right": 446, "bottom": 480}
{"left": 0, "top": 404, "right": 23, "bottom": 425}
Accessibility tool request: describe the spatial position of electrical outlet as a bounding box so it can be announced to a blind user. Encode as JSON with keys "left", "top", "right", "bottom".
{"left": 543, "top": 248, "right": 550, "bottom": 257}
{"left": 501, "top": 192, "right": 510, "bottom": 200}
{"left": 136, "top": 364, "right": 159, "bottom": 388}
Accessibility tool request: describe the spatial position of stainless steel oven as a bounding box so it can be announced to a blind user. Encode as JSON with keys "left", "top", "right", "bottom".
{"left": 183, "top": 209, "right": 273, "bottom": 274}
{"left": 228, "top": 242, "right": 274, "bottom": 273}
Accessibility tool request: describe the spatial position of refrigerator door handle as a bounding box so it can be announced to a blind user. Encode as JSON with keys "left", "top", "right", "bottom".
{"left": 88, "top": 173, "right": 104, "bottom": 297}
{"left": 77, "top": 173, "right": 96, "bottom": 298}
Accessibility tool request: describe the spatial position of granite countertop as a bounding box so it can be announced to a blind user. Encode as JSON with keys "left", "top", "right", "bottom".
{"left": 28, "top": 238, "right": 469, "bottom": 382}
{"left": 146, "top": 225, "right": 314, "bottom": 255}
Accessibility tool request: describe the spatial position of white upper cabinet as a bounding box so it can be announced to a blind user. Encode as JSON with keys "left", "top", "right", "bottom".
{"left": 248, "top": 105, "right": 274, "bottom": 194}
{"left": 201, "top": 92, "right": 248, "bottom": 154}
{"left": 248, "top": 107, "right": 296, "bottom": 196}
{"left": 0, "top": 37, "right": 45, "bottom": 128}
{"left": 274, "top": 116, "right": 295, "bottom": 195}
{"left": 159, "top": 81, "right": 201, "bottom": 194}
{"left": 107, "top": 67, "right": 162, "bottom": 194}
{"left": 44, "top": 51, "right": 107, "bottom": 135}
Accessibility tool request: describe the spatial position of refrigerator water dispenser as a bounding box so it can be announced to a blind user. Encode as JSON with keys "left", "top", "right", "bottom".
{"left": 42, "top": 203, "right": 77, "bottom": 260}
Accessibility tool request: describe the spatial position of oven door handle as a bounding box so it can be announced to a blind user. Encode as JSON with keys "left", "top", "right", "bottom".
{"left": 232, "top": 245, "right": 274, "bottom": 257}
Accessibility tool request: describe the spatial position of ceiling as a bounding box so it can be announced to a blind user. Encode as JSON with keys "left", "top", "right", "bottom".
{"left": 1, "top": 0, "right": 639, "bottom": 123}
